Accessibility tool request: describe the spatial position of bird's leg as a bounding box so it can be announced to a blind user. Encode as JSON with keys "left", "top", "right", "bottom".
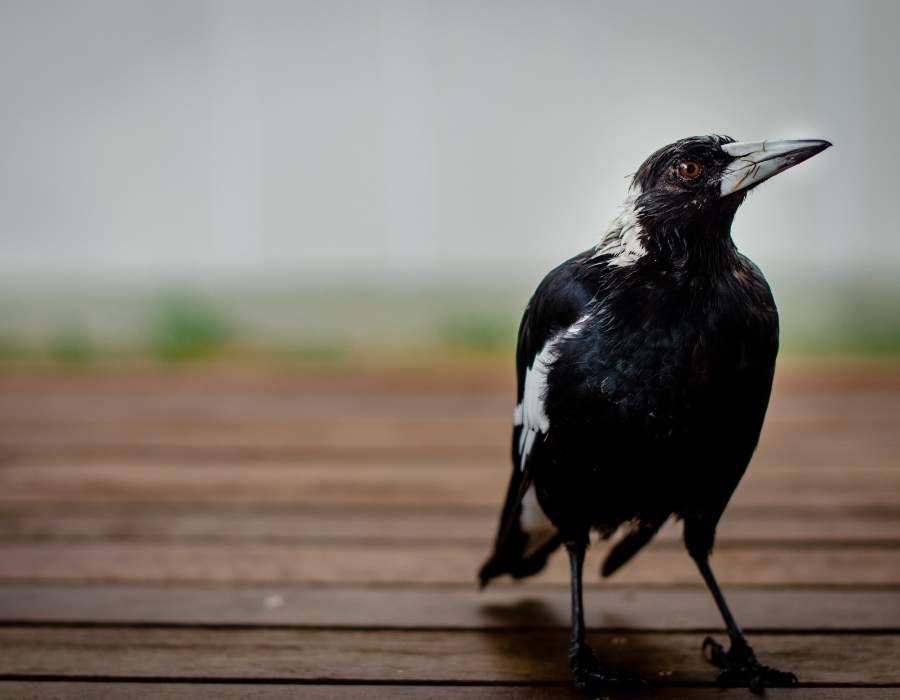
{"left": 691, "top": 552, "right": 798, "bottom": 694}
{"left": 565, "top": 539, "right": 646, "bottom": 694}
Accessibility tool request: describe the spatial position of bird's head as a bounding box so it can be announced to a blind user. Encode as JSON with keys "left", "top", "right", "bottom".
{"left": 602, "top": 135, "right": 831, "bottom": 268}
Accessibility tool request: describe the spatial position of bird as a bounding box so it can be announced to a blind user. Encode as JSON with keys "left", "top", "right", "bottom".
{"left": 478, "top": 135, "right": 831, "bottom": 695}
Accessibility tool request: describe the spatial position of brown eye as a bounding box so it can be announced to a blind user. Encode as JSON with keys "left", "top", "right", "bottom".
{"left": 676, "top": 160, "right": 703, "bottom": 180}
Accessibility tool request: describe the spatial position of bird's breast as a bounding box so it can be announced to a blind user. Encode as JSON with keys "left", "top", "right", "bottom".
{"left": 547, "top": 282, "right": 777, "bottom": 440}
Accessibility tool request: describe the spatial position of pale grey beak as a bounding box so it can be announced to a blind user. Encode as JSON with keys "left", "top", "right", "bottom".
{"left": 719, "top": 139, "right": 831, "bottom": 197}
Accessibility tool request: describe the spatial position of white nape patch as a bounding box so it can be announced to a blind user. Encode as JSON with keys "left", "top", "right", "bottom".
{"left": 520, "top": 485, "right": 556, "bottom": 557}
{"left": 592, "top": 195, "right": 646, "bottom": 267}
{"left": 517, "top": 314, "right": 590, "bottom": 471}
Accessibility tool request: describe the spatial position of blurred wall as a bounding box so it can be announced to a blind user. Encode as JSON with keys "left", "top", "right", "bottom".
{"left": 2, "top": 0, "right": 898, "bottom": 287}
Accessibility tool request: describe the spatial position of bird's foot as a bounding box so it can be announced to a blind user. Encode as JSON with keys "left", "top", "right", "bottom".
{"left": 702, "top": 636, "right": 798, "bottom": 695}
{"left": 570, "top": 642, "right": 648, "bottom": 696}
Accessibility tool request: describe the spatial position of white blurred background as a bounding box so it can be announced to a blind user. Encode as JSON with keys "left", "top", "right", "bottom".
{"left": 1, "top": 0, "right": 898, "bottom": 360}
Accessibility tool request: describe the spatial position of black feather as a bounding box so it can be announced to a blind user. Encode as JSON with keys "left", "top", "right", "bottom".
{"left": 600, "top": 517, "right": 667, "bottom": 578}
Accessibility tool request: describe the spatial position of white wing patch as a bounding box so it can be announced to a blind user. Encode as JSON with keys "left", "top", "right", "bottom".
{"left": 513, "top": 314, "right": 590, "bottom": 471}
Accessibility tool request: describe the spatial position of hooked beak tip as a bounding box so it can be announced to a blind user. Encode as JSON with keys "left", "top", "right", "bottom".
{"left": 807, "top": 139, "right": 833, "bottom": 154}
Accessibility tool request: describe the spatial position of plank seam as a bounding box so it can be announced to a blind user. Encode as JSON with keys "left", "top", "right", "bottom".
{"left": 2, "top": 621, "right": 900, "bottom": 635}
{"left": 0, "top": 676, "right": 898, "bottom": 689}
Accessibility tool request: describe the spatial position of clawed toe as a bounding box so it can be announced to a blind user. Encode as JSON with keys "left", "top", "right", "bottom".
{"left": 574, "top": 667, "right": 649, "bottom": 693}
{"left": 718, "top": 666, "right": 799, "bottom": 695}
{"left": 702, "top": 635, "right": 729, "bottom": 668}
{"left": 702, "top": 636, "right": 798, "bottom": 695}
{"left": 571, "top": 643, "right": 649, "bottom": 695}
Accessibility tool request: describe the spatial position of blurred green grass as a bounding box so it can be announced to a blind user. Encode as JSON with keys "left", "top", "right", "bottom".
{"left": 48, "top": 329, "right": 96, "bottom": 365}
{"left": 150, "top": 293, "right": 233, "bottom": 362}
{"left": 0, "top": 281, "right": 896, "bottom": 366}
{"left": 439, "top": 313, "right": 518, "bottom": 354}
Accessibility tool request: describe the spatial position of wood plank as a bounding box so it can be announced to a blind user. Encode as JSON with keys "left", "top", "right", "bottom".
{"left": 0, "top": 360, "right": 895, "bottom": 399}
{"left": 0, "top": 417, "right": 511, "bottom": 455}
{"left": 0, "top": 392, "right": 512, "bottom": 422}
{"left": 1, "top": 397, "right": 449, "bottom": 423}
{"left": 0, "top": 541, "right": 897, "bottom": 586}
{"left": 2, "top": 585, "right": 897, "bottom": 630}
{"left": 0, "top": 377, "right": 895, "bottom": 419}
{"left": 1, "top": 507, "right": 897, "bottom": 543}
{"left": 4, "top": 399, "right": 898, "bottom": 434}
{"left": 1, "top": 416, "right": 897, "bottom": 465}
{"left": 4, "top": 415, "right": 898, "bottom": 468}
{"left": 0, "top": 364, "right": 519, "bottom": 396}
{"left": 0, "top": 627, "right": 897, "bottom": 684}
{"left": 4, "top": 425, "right": 898, "bottom": 471}
{"left": 1, "top": 378, "right": 897, "bottom": 465}
{"left": 1, "top": 463, "right": 897, "bottom": 509}
{"left": 1, "top": 686, "right": 897, "bottom": 700}
{"left": 1, "top": 359, "right": 895, "bottom": 395}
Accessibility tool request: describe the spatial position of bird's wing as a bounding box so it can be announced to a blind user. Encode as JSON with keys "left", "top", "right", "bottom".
{"left": 479, "top": 253, "right": 595, "bottom": 586}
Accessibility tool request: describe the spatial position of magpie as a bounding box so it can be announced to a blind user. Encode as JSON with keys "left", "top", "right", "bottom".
{"left": 478, "top": 135, "right": 831, "bottom": 695}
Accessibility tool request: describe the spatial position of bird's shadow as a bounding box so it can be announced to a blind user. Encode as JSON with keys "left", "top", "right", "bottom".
{"left": 477, "top": 591, "right": 666, "bottom": 694}
{"left": 479, "top": 595, "right": 561, "bottom": 627}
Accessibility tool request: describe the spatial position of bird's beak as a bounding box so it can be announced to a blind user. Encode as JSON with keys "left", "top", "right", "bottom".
{"left": 719, "top": 139, "right": 832, "bottom": 197}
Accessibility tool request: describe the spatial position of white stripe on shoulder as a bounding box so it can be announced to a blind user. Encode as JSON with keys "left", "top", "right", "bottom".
{"left": 515, "top": 313, "right": 591, "bottom": 471}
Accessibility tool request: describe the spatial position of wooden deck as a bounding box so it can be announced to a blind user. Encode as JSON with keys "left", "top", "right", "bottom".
{"left": 0, "top": 362, "right": 898, "bottom": 699}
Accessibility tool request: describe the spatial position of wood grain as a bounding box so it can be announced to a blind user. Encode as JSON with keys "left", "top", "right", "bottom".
{"left": 2, "top": 585, "right": 897, "bottom": 630}
{"left": 1, "top": 418, "right": 897, "bottom": 466}
{"left": 0, "top": 362, "right": 896, "bottom": 698}
{"left": 0, "top": 541, "right": 897, "bottom": 585}
{"left": 1, "top": 463, "right": 897, "bottom": 508}
{"left": 1, "top": 627, "right": 898, "bottom": 684}
{"left": 1, "top": 685, "right": 897, "bottom": 700}
{"left": 1, "top": 507, "right": 897, "bottom": 543}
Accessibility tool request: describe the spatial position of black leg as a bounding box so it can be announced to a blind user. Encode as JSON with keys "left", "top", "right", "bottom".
{"left": 692, "top": 552, "right": 798, "bottom": 694}
{"left": 567, "top": 540, "right": 586, "bottom": 646}
{"left": 565, "top": 539, "right": 646, "bottom": 695}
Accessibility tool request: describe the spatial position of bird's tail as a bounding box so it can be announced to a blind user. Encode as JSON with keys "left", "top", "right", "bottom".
{"left": 479, "top": 530, "right": 562, "bottom": 588}
{"left": 478, "top": 468, "right": 563, "bottom": 588}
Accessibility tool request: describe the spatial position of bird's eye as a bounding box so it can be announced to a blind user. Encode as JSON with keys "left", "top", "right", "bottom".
{"left": 676, "top": 161, "right": 703, "bottom": 181}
